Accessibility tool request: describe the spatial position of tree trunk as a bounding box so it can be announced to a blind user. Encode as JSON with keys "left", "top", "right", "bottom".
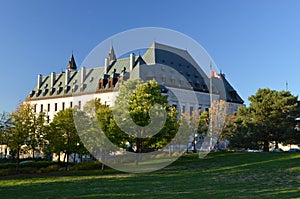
{"left": 66, "top": 153, "right": 69, "bottom": 171}
{"left": 101, "top": 152, "right": 106, "bottom": 175}
{"left": 16, "top": 148, "right": 20, "bottom": 172}
{"left": 275, "top": 141, "right": 279, "bottom": 149}
{"left": 32, "top": 149, "right": 35, "bottom": 159}
{"left": 263, "top": 140, "right": 269, "bottom": 152}
{"left": 4, "top": 146, "right": 7, "bottom": 158}
{"left": 135, "top": 138, "right": 141, "bottom": 166}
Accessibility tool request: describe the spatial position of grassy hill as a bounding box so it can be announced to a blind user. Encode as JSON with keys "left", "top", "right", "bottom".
{"left": 1, "top": 152, "right": 300, "bottom": 198}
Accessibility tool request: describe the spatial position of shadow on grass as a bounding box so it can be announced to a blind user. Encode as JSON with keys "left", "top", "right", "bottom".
{"left": 1, "top": 152, "right": 299, "bottom": 199}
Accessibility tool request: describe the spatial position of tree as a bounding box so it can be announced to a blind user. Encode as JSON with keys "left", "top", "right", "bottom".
{"left": 230, "top": 88, "right": 299, "bottom": 151}
{"left": 9, "top": 103, "right": 35, "bottom": 170}
{"left": 111, "top": 79, "right": 179, "bottom": 165}
{"left": 27, "top": 111, "right": 47, "bottom": 158}
{"left": 79, "top": 98, "right": 115, "bottom": 174}
{"left": 49, "top": 108, "right": 85, "bottom": 166}
{"left": 0, "top": 112, "right": 12, "bottom": 158}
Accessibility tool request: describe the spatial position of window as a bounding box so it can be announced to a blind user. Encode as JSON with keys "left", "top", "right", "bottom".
{"left": 170, "top": 78, "right": 175, "bottom": 85}
{"left": 55, "top": 103, "right": 57, "bottom": 111}
{"left": 34, "top": 104, "right": 37, "bottom": 113}
{"left": 190, "top": 106, "right": 194, "bottom": 116}
{"left": 40, "top": 104, "right": 43, "bottom": 112}
{"left": 47, "top": 116, "right": 50, "bottom": 123}
{"left": 62, "top": 102, "right": 65, "bottom": 110}
{"left": 70, "top": 101, "right": 73, "bottom": 108}
{"left": 78, "top": 101, "right": 81, "bottom": 109}
{"left": 182, "top": 105, "right": 185, "bottom": 113}
{"left": 198, "top": 105, "right": 202, "bottom": 113}
{"left": 47, "top": 104, "right": 50, "bottom": 112}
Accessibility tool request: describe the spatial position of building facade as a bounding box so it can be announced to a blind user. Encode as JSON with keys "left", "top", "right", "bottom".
{"left": 26, "top": 42, "right": 244, "bottom": 121}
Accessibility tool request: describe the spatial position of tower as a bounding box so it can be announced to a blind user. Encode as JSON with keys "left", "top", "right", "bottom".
{"left": 67, "top": 54, "right": 77, "bottom": 71}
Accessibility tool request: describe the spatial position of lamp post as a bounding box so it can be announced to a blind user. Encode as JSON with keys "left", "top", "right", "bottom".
{"left": 193, "top": 129, "right": 198, "bottom": 153}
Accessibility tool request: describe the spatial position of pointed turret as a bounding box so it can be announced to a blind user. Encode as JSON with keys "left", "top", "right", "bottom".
{"left": 108, "top": 46, "right": 116, "bottom": 64}
{"left": 67, "top": 54, "right": 77, "bottom": 71}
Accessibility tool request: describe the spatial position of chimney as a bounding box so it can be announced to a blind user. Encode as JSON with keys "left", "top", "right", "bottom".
{"left": 81, "top": 66, "right": 86, "bottom": 85}
{"left": 130, "top": 53, "right": 135, "bottom": 71}
{"left": 104, "top": 58, "right": 109, "bottom": 74}
{"left": 50, "top": 72, "right": 56, "bottom": 88}
{"left": 65, "top": 69, "right": 69, "bottom": 85}
{"left": 37, "top": 74, "right": 42, "bottom": 90}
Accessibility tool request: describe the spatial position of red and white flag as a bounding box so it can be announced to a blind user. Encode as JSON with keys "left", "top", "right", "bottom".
{"left": 211, "top": 71, "right": 221, "bottom": 79}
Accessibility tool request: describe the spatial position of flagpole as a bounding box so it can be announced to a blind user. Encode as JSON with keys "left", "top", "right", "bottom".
{"left": 209, "top": 62, "right": 213, "bottom": 150}
{"left": 210, "top": 62, "right": 213, "bottom": 107}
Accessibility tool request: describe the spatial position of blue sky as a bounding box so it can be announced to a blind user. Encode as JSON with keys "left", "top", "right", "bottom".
{"left": 1, "top": 0, "right": 300, "bottom": 112}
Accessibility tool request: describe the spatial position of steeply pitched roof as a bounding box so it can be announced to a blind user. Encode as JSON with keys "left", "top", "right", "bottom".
{"left": 108, "top": 46, "right": 116, "bottom": 63}
{"left": 27, "top": 42, "right": 244, "bottom": 104}
{"left": 67, "top": 54, "right": 77, "bottom": 70}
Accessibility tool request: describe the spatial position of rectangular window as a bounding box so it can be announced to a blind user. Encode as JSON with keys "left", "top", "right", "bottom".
{"left": 62, "top": 102, "right": 65, "bottom": 110}
{"left": 55, "top": 103, "right": 57, "bottom": 111}
{"left": 34, "top": 104, "right": 37, "bottom": 113}
{"left": 78, "top": 101, "right": 81, "bottom": 109}
{"left": 40, "top": 104, "right": 43, "bottom": 112}
{"left": 182, "top": 105, "right": 185, "bottom": 113}
{"left": 198, "top": 105, "right": 202, "bottom": 114}
{"left": 190, "top": 106, "right": 194, "bottom": 116}
{"left": 47, "top": 104, "right": 50, "bottom": 112}
{"left": 70, "top": 101, "right": 73, "bottom": 108}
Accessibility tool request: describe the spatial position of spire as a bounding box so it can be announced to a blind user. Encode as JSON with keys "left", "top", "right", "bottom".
{"left": 67, "top": 54, "right": 77, "bottom": 71}
{"left": 108, "top": 46, "right": 116, "bottom": 64}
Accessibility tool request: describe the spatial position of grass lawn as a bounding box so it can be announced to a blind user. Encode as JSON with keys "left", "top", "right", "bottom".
{"left": 0, "top": 152, "right": 300, "bottom": 199}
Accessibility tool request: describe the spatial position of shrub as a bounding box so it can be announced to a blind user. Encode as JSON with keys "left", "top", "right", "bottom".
{"left": 74, "top": 161, "right": 102, "bottom": 171}
{"left": 19, "top": 167, "right": 38, "bottom": 174}
{"left": 0, "top": 168, "right": 16, "bottom": 176}
{"left": 40, "top": 165, "right": 60, "bottom": 173}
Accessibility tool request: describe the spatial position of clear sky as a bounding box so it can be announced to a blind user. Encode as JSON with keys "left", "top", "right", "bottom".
{"left": 1, "top": 0, "right": 300, "bottom": 113}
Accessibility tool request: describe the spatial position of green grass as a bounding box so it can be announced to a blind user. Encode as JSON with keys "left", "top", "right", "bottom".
{"left": 1, "top": 152, "right": 300, "bottom": 199}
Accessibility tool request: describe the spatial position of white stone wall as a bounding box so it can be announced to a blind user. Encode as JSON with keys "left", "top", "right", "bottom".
{"left": 28, "top": 91, "right": 119, "bottom": 122}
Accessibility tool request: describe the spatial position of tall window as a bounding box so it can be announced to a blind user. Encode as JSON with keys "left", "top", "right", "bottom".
{"left": 190, "top": 106, "right": 194, "bottom": 116}
{"left": 55, "top": 103, "right": 57, "bottom": 111}
{"left": 47, "top": 104, "right": 50, "bottom": 112}
{"left": 78, "top": 101, "right": 81, "bottom": 109}
{"left": 182, "top": 105, "right": 185, "bottom": 114}
{"left": 70, "top": 101, "right": 73, "bottom": 108}
{"left": 62, "top": 102, "right": 65, "bottom": 110}
{"left": 40, "top": 104, "right": 43, "bottom": 112}
{"left": 34, "top": 104, "right": 37, "bottom": 113}
{"left": 198, "top": 105, "right": 202, "bottom": 114}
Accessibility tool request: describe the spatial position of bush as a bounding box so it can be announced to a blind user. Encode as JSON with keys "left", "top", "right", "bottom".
{"left": 0, "top": 163, "right": 16, "bottom": 170}
{"left": 155, "top": 153, "right": 169, "bottom": 159}
{"left": 0, "top": 168, "right": 16, "bottom": 176}
{"left": 19, "top": 167, "right": 38, "bottom": 174}
{"left": 40, "top": 165, "right": 60, "bottom": 173}
{"left": 73, "top": 161, "right": 102, "bottom": 171}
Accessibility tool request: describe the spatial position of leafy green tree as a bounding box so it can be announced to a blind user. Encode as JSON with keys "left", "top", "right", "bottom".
{"left": 27, "top": 111, "right": 47, "bottom": 158}
{"left": 230, "top": 88, "right": 299, "bottom": 151}
{"left": 197, "top": 111, "right": 209, "bottom": 140}
{"left": 49, "top": 108, "right": 85, "bottom": 165}
{"left": 80, "top": 98, "right": 115, "bottom": 174}
{"left": 111, "top": 79, "right": 179, "bottom": 165}
{"left": 0, "top": 112, "right": 12, "bottom": 158}
{"left": 9, "top": 103, "right": 35, "bottom": 170}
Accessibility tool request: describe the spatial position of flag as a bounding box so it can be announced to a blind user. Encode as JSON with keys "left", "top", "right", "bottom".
{"left": 211, "top": 70, "right": 221, "bottom": 79}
